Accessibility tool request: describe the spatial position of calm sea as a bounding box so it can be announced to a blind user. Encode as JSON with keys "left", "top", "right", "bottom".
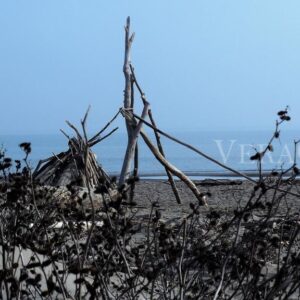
{"left": 1, "top": 130, "right": 299, "bottom": 178}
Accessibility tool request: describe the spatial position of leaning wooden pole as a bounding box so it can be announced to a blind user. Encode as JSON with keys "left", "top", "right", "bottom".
{"left": 130, "top": 64, "right": 182, "bottom": 204}
{"left": 119, "top": 17, "right": 137, "bottom": 186}
{"left": 120, "top": 105, "right": 207, "bottom": 206}
{"left": 148, "top": 111, "right": 182, "bottom": 204}
{"left": 140, "top": 129, "right": 207, "bottom": 206}
{"left": 129, "top": 76, "right": 139, "bottom": 201}
{"left": 119, "top": 18, "right": 206, "bottom": 205}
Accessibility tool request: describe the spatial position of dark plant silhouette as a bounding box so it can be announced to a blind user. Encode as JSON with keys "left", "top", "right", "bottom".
{"left": 0, "top": 109, "right": 300, "bottom": 299}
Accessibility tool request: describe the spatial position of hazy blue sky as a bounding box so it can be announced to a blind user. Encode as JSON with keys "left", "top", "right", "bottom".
{"left": 0, "top": 1, "right": 300, "bottom": 135}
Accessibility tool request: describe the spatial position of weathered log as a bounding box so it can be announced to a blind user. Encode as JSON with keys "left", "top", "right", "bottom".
{"left": 119, "top": 17, "right": 136, "bottom": 186}
{"left": 119, "top": 103, "right": 150, "bottom": 186}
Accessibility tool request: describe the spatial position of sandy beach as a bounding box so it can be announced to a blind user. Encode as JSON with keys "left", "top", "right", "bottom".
{"left": 131, "top": 179, "right": 300, "bottom": 221}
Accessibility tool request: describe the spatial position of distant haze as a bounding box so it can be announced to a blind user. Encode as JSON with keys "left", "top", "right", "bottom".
{"left": 0, "top": 1, "right": 300, "bottom": 135}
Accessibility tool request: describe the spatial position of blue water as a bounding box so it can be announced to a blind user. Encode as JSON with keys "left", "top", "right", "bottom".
{"left": 0, "top": 129, "right": 299, "bottom": 177}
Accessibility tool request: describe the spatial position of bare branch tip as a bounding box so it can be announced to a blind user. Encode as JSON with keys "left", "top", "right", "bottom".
{"left": 82, "top": 105, "right": 91, "bottom": 125}
{"left": 130, "top": 32, "right": 135, "bottom": 42}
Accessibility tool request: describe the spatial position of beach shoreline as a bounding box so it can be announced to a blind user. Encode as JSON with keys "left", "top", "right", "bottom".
{"left": 132, "top": 179, "right": 300, "bottom": 222}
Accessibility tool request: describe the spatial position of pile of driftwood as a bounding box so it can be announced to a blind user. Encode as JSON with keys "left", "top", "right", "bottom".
{"left": 33, "top": 108, "right": 117, "bottom": 189}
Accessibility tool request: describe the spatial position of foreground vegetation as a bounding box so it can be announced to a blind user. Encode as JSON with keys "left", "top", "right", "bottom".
{"left": 0, "top": 110, "right": 300, "bottom": 300}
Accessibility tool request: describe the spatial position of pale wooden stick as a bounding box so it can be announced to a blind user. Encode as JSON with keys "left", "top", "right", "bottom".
{"left": 130, "top": 64, "right": 182, "bottom": 204}
{"left": 89, "top": 127, "right": 118, "bottom": 147}
{"left": 119, "top": 17, "right": 136, "bottom": 185}
{"left": 148, "top": 110, "right": 182, "bottom": 204}
{"left": 82, "top": 105, "right": 91, "bottom": 127}
{"left": 129, "top": 73, "right": 139, "bottom": 201}
{"left": 89, "top": 110, "right": 120, "bottom": 144}
{"left": 133, "top": 113, "right": 300, "bottom": 198}
{"left": 140, "top": 128, "right": 207, "bottom": 206}
{"left": 119, "top": 103, "right": 149, "bottom": 185}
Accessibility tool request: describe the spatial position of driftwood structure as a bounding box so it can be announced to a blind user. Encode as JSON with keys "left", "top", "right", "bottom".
{"left": 33, "top": 17, "right": 209, "bottom": 206}
{"left": 117, "top": 17, "right": 208, "bottom": 205}
{"left": 32, "top": 18, "right": 300, "bottom": 206}
{"left": 33, "top": 108, "right": 118, "bottom": 188}
{"left": 117, "top": 18, "right": 300, "bottom": 203}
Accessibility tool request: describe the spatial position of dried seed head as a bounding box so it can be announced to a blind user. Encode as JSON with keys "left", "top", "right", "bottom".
{"left": 250, "top": 152, "right": 262, "bottom": 161}
{"left": 19, "top": 142, "right": 31, "bottom": 155}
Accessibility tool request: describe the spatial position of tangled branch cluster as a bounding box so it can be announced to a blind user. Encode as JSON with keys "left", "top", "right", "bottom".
{"left": 0, "top": 110, "right": 300, "bottom": 299}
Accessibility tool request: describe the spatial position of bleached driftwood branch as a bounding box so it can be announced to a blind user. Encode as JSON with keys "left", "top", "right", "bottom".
{"left": 120, "top": 107, "right": 207, "bottom": 206}
{"left": 119, "top": 17, "right": 137, "bottom": 185}
{"left": 130, "top": 64, "right": 182, "bottom": 204}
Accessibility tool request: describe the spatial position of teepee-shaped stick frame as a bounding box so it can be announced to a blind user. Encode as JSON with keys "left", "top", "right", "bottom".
{"left": 118, "top": 17, "right": 207, "bottom": 206}
{"left": 33, "top": 108, "right": 118, "bottom": 189}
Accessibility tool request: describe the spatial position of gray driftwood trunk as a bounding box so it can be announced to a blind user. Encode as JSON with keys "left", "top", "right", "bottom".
{"left": 119, "top": 17, "right": 138, "bottom": 186}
